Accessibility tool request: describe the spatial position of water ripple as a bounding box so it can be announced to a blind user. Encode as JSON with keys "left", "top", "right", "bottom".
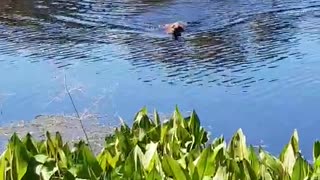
{"left": 0, "top": 0, "right": 319, "bottom": 90}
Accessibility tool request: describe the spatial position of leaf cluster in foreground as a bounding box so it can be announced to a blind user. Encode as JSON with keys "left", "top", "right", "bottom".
{"left": 0, "top": 107, "right": 319, "bottom": 179}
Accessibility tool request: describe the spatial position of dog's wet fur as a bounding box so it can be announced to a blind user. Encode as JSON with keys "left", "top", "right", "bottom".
{"left": 165, "top": 22, "right": 185, "bottom": 40}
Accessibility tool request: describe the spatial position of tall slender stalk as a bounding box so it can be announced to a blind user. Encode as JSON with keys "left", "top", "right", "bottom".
{"left": 64, "top": 74, "right": 92, "bottom": 151}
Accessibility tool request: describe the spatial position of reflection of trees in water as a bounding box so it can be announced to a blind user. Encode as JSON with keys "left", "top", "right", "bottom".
{"left": 0, "top": 0, "right": 35, "bottom": 17}
{"left": 115, "top": 10, "right": 301, "bottom": 88}
{"left": 114, "top": 29, "right": 252, "bottom": 87}
{"left": 248, "top": 10, "right": 301, "bottom": 64}
{"left": 0, "top": 0, "right": 174, "bottom": 68}
{"left": 0, "top": 0, "right": 11, "bottom": 11}
{"left": 250, "top": 12, "right": 296, "bottom": 46}
{"left": 0, "top": 0, "right": 173, "bottom": 28}
{"left": 0, "top": 0, "right": 305, "bottom": 88}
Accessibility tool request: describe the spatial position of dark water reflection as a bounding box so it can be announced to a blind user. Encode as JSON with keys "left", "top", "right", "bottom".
{"left": 0, "top": 0, "right": 308, "bottom": 87}
{"left": 1, "top": 0, "right": 320, "bottom": 157}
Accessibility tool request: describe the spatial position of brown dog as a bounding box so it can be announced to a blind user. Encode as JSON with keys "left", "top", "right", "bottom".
{"left": 164, "top": 22, "right": 185, "bottom": 40}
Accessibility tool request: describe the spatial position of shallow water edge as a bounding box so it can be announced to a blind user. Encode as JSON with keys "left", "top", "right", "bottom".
{"left": 0, "top": 115, "right": 115, "bottom": 154}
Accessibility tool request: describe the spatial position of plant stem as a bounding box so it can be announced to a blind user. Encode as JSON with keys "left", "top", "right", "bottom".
{"left": 64, "top": 74, "right": 92, "bottom": 152}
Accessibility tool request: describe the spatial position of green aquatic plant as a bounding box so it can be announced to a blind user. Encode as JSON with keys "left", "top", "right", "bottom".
{"left": 0, "top": 107, "right": 319, "bottom": 179}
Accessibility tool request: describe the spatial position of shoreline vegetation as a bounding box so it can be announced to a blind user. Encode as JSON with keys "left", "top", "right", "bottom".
{"left": 0, "top": 107, "right": 319, "bottom": 179}
{"left": 0, "top": 115, "right": 115, "bottom": 155}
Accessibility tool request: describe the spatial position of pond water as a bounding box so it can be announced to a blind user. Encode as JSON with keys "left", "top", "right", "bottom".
{"left": 1, "top": 0, "right": 320, "bottom": 156}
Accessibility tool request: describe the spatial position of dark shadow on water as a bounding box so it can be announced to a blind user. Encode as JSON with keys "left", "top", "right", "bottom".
{"left": 112, "top": 8, "right": 302, "bottom": 88}
{"left": 0, "top": 0, "right": 318, "bottom": 88}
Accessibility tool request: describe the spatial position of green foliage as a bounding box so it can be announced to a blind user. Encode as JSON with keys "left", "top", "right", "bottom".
{"left": 0, "top": 107, "right": 319, "bottom": 179}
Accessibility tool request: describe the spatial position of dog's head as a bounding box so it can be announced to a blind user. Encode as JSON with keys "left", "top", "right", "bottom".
{"left": 165, "top": 22, "right": 185, "bottom": 39}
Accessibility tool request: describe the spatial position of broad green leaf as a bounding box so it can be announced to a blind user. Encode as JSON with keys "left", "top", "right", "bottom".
{"left": 199, "top": 129, "right": 209, "bottom": 145}
{"left": 280, "top": 130, "right": 300, "bottom": 175}
{"left": 178, "top": 156, "right": 188, "bottom": 170}
{"left": 240, "top": 159, "right": 258, "bottom": 179}
{"left": 45, "top": 131, "right": 56, "bottom": 158}
{"left": 67, "top": 166, "right": 79, "bottom": 178}
{"left": 97, "top": 149, "right": 119, "bottom": 171}
{"left": 314, "top": 156, "right": 320, "bottom": 175}
{"left": 9, "top": 133, "right": 30, "bottom": 180}
{"left": 292, "top": 153, "right": 310, "bottom": 180}
{"left": 212, "top": 142, "right": 226, "bottom": 157}
{"left": 55, "top": 132, "right": 64, "bottom": 148}
{"left": 290, "top": 129, "right": 299, "bottom": 154}
{"left": 168, "top": 140, "right": 182, "bottom": 159}
{"left": 23, "top": 133, "right": 38, "bottom": 155}
{"left": 211, "top": 136, "right": 225, "bottom": 150}
{"left": 143, "top": 142, "right": 159, "bottom": 171}
{"left": 63, "top": 170, "right": 76, "bottom": 180}
{"left": 133, "top": 107, "right": 153, "bottom": 131}
{"left": 124, "top": 146, "right": 144, "bottom": 178}
{"left": 176, "top": 124, "right": 191, "bottom": 147}
{"left": 187, "top": 154, "right": 196, "bottom": 177}
{"left": 314, "top": 141, "right": 320, "bottom": 165}
{"left": 194, "top": 147, "right": 215, "bottom": 178}
{"left": 38, "top": 141, "right": 47, "bottom": 154}
{"left": 228, "top": 129, "right": 248, "bottom": 160}
{"left": 35, "top": 164, "right": 43, "bottom": 175}
{"left": 146, "top": 126, "right": 161, "bottom": 143}
{"left": 108, "top": 153, "right": 119, "bottom": 169}
{"left": 137, "top": 128, "right": 146, "bottom": 142}
{"left": 79, "top": 142, "right": 103, "bottom": 178}
{"left": 0, "top": 149, "right": 9, "bottom": 180}
{"left": 192, "top": 167, "right": 199, "bottom": 180}
{"left": 213, "top": 166, "right": 227, "bottom": 180}
{"left": 146, "top": 110, "right": 161, "bottom": 142}
{"left": 160, "top": 124, "right": 169, "bottom": 145}
{"left": 153, "top": 110, "right": 161, "bottom": 127}
{"left": 96, "top": 149, "right": 109, "bottom": 171}
{"left": 57, "top": 148, "right": 68, "bottom": 171}
{"left": 146, "top": 168, "right": 162, "bottom": 180}
{"left": 311, "top": 174, "right": 320, "bottom": 180}
{"left": 114, "top": 124, "right": 133, "bottom": 156}
{"left": 22, "top": 157, "right": 42, "bottom": 179}
{"left": 34, "top": 154, "right": 49, "bottom": 164}
{"left": 162, "top": 155, "right": 187, "bottom": 180}
{"left": 226, "top": 159, "right": 242, "bottom": 179}
{"left": 173, "top": 106, "right": 186, "bottom": 129}
{"left": 248, "top": 145, "right": 260, "bottom": 175}
{"left": 188, "top": 110, "right": 201, "bottom": 147}
{"left": 70, "top": 141, "right": 103, "bottom": 179}
{"left": 259, "top": 164, "right": 273, "bottom": 180}
{"left": 0, "top": 108, "right": 319, "bottom": 180}
{"left": 63, "top": 143, "right": 71, "bottom": 157}
{"left": 260, "top": 149, "right": 284, "bottom": 178}
{"left": 104, "top": 134, "right": 116, "bottom": 154}
{"left": 281, "top": 143, "right": 296, "bottom": 175}
{"left": 40, "top": 160, "right": 58, "bottom": 180}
